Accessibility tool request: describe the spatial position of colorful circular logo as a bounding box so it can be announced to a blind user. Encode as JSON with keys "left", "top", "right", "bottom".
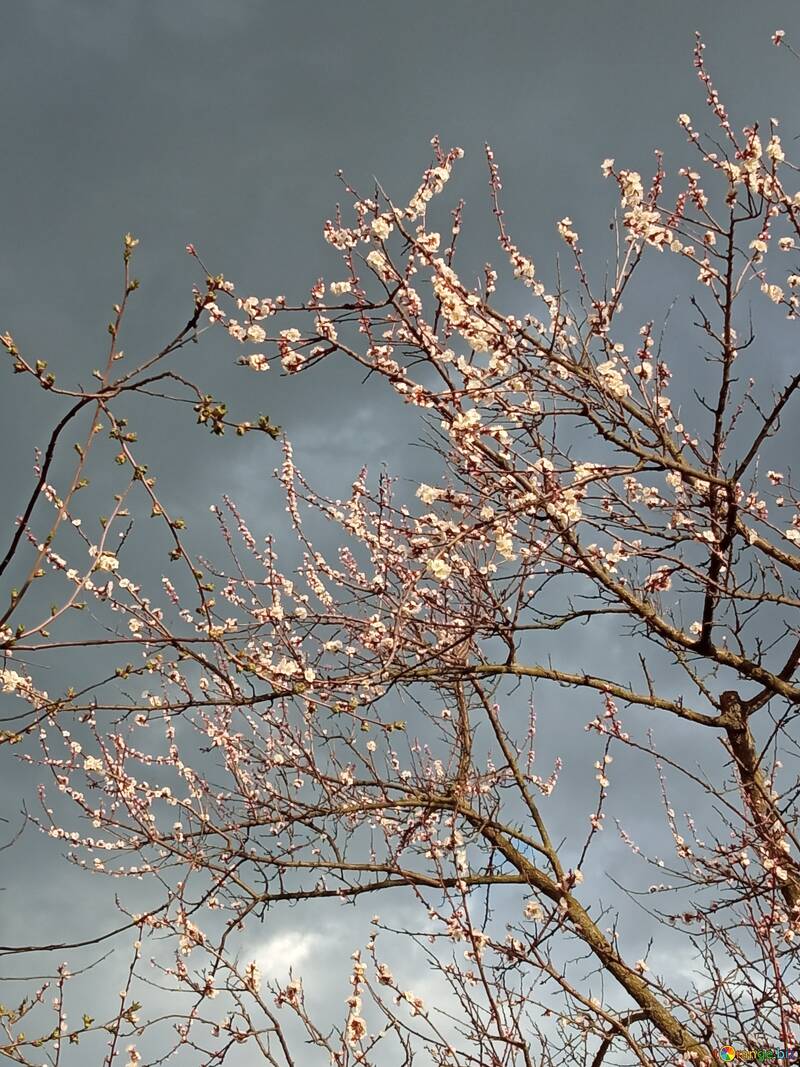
{"left": 718, "top": 1049, "right": 736, "bottom": 1062}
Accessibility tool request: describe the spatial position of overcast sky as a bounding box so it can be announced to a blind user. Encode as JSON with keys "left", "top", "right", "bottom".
{"left": 2, "top": 2, "right": 800, "bottom": 1062}
{"left": 3, "top": 1, "right": 799, "bottom": 503}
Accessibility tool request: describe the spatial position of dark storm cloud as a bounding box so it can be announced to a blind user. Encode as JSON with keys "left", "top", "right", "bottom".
{"left": 2, "top": 1, "right": 799, "bottom": 1060}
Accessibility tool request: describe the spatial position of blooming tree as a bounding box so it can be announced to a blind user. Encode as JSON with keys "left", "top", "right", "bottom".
{"left": 2, "top": 32, "right": 800, "bottom": 1067}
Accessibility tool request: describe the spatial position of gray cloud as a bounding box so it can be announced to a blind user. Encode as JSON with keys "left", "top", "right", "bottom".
{"left": 2, "top": 1, "right": 800, "bottom": 1062}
